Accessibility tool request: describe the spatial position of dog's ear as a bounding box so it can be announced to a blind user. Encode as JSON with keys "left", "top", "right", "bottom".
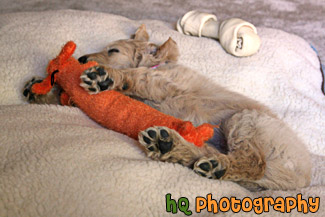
{"left": 155, "top": 37, "right": 179, "bottom": 63}
{"left": 134, "top": 24, "right": 149, "bottom": 41}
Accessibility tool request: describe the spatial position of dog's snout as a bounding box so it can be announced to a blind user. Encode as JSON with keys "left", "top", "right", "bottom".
{"left": 78, "top": 55, "right": 88, "bottom": 64}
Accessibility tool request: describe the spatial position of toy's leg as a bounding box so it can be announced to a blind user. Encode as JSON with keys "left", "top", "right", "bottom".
{"left": 23, "top": 77, "right": 60, "bottom": 104}
{"left": 59, "top": 91, "right": 75, "bottom": 106}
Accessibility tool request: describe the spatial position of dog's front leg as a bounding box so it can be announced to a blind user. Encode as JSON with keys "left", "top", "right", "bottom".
{"left": 80, "top": 65, "right": 182, "bottom": 103}
{"left": 23, "top": 77, "right": 61, "bottom": 104}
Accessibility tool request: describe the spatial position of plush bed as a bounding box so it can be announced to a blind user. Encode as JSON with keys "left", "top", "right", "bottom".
{"left": 0, "top": 10, "right": 324, "bottom": 216}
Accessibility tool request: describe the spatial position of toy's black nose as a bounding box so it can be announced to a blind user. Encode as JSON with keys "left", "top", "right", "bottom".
{"left": 78, "top": 55, "right": 88, "bottom": 64}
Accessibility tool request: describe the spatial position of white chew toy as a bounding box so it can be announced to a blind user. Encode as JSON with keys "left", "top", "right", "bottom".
{"left": 176, "top": 11, "right": 261, "bottom": 57}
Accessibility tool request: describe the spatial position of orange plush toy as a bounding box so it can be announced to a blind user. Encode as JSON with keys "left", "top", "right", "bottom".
{"left": 31, "top": 41, "right": 217, "bottom": 147}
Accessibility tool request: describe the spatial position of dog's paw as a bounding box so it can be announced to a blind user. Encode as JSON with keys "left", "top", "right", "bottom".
{"left": 23, "top": 77, "right": 43, "bottom": 102}
{"left": 193, "top": 156, "right": 227, "bottom": 179}
{"left": 138, "top": 126, "right": 174, "bottom": 159}
{"left": 80, "top": 66, "right": 114, "bottom": 94}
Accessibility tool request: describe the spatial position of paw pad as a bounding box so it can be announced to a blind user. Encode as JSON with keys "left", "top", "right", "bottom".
{"left": 194, "top": 157, "right": 226, "bottom": 180}
{"left": 147, "top": 130, "right": 157, "bottom": 138}
{"left": 198, "top": 162, "right": 211, "bottom": 171}
{"left": 139, "top": 127, "right": 174, "bottom": 157}
{"left": 87, "top": 72, "right": 97, "bottom": 80}
{"left": 98, "top": 79, "right": 113, "bottom": 91}
{"left": 80, "top": 66, "right": 113, "bottom": 94}
{"left": 214, "top": 169, "right": 226, "bottom": 179}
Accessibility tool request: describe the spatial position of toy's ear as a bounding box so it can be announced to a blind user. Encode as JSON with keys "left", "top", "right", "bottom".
{"left": 133, "top": 24, "right": 149, "bottom": 41}
{"left": 58, "top": 41, "right": 76, "bottom": 63}
{"left": 155, "top": 37, "right": 179, "bottom": 63}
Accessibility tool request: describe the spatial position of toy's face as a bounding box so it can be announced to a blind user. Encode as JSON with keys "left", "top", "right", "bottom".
{"left": 78, "top": 25, "right": 179, "bottom": 69}
{"left": 46, "top": 41, "right": 78, "bottom": 76}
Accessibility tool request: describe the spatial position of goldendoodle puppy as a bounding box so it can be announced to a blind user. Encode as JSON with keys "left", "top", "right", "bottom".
{"left": 24, "top": 25, "right": 311, "bottom": 191}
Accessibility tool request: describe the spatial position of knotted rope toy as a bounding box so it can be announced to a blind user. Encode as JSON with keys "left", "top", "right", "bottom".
{"left": 31, "top": 41, "right": 219, "bottom": 147}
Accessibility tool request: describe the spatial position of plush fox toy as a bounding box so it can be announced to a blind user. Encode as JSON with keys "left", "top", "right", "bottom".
{"left": 31, "top": 41, "right": 218, "bottom": 147}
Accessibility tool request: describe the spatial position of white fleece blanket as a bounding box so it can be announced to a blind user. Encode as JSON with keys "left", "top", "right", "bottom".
{"left": 0, "top": 10, "right": 324, "bottom": 216}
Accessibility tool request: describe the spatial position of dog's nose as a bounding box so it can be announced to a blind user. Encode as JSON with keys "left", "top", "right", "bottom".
{"left": 78, "top": 55, "right": 88, "bottom": 64}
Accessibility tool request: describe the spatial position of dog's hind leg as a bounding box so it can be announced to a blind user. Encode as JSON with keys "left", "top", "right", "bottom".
{"left": 138, "top": 126, "right": 208, "bottom": 167}
{"left": 193, "top": 141, "right": 266, "bottom": 182}
{"left": 194, "top": 109, "right": 311, "bottom": 190}
{"left": 138, "top": 124, "right": 266, "bottom": 187}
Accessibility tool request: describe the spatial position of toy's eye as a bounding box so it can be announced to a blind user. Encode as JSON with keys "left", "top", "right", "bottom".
{"left": 108, "top": 48, "right": 119, "bottom": 55}
{"left": 51, "top": 70, "right": 59, "bottom": 86}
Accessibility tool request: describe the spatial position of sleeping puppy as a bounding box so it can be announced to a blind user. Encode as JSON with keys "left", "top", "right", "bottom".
{"left": 23, "top": 25, "right": 311, "bottom": 191}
